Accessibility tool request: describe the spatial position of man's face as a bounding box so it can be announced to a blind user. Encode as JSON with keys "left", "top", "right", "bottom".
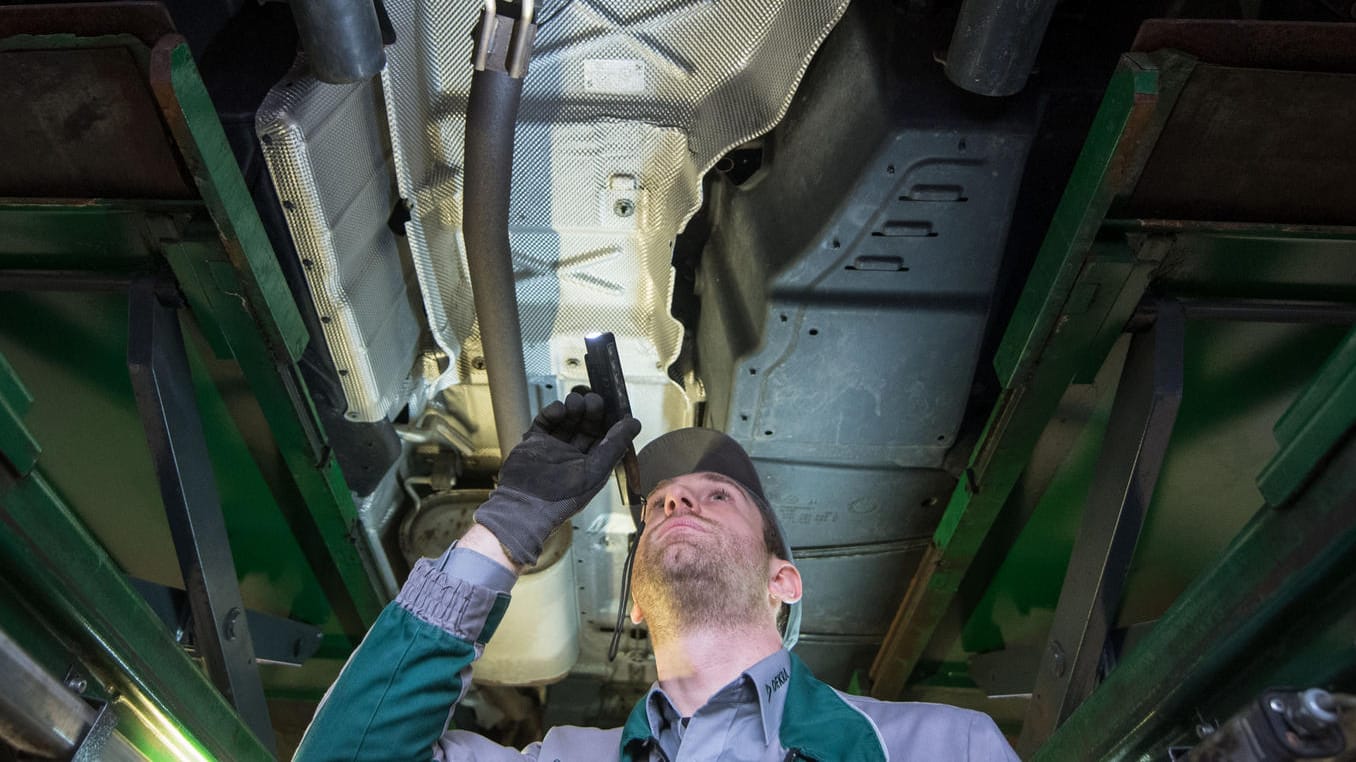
{"left": 629, "top": 472, "right": 773, "bottom": 632}
{"left": 640, "top": 472, "right": 767, "bottom": 566}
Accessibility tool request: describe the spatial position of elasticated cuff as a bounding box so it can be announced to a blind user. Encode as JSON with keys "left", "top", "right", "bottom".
{"left": 436, "top": 545, "right": 517, "bottom": 593}
{"left": 395, "top": 558, "right": 511, "bottom": 645}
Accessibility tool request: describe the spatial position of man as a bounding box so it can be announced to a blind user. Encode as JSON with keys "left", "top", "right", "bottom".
{"left": 295, "top": 392, "right": 1018, "bottom": 760}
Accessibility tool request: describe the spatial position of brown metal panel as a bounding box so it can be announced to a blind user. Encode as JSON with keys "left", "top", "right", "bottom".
{"left": 1117, "top": 65, "right": 1356, "bottom": 226}
{"left": 0, "top": 45, "right": 195, "bottom": 199}
{"left": 1133, "top": 19, "right": 1356, "bottom": 74}
{"left": 0, "top": 1, "right": 174, "bottom": 46}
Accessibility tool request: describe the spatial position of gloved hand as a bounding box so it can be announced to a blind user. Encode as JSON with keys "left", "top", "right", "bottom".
{"left": 475, "top": 392, "right": 641, "bottom": 566}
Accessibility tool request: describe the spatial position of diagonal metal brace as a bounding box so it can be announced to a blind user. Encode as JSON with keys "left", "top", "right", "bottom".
{"left": 1017, "top": 299, "right": 1185, "bottom": 755}
{"left": 126, "top": 277, "right": 276, "bottom": 754}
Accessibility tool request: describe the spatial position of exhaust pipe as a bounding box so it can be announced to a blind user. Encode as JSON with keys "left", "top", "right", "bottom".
{"left": 290, "top": 0, "right": 386, "bottom": 84}
{"left": 944, "top": 0, "right": 1058, "bottom": 97}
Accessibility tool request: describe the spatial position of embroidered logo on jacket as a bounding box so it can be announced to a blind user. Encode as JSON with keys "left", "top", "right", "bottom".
{"left": 765, "top": 667, "right": 790, "bottom": 701}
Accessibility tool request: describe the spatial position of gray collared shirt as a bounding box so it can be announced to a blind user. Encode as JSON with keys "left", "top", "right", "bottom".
{"left": 643, "top": 649, "right": 793, "bottom": 762}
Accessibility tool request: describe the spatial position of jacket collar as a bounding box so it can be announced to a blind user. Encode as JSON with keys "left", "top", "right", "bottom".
{"left": 620, "top": 652, "right": 885, "bottom": 762}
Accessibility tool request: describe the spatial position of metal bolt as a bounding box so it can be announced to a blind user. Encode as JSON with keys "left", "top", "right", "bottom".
{"left": 223, "top": 607, "right": 242, "bottom": 641}
{"left": 65, "top": 675, "right": 88, "bottom": 694}
{"left": 1268, "top": 697, "right": 1286, "bottom": 713}
{"left": 1195, "top": 722, "right": 1215, "bottom": 739}
{"left": 471, "top": 356, "right": 486, "bottom": 370}
{"left": 565, "top": 357, "right": 581, "bottom": 368}
{"left": 613, "top": 199, "right": 635, "bottom": 217}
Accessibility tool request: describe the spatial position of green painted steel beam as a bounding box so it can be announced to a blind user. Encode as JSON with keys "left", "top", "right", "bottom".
{"left": 869, "top": 52, "right": 1195, "bottom": 699}
{"left": 1033, "top": 388, "right": 1356, "bottom": 760}
{"left": 143, "top": 37, "right": 384, "bottom": 632}
{"left": 148, "top": 38, "right": 308, "bottom": 365}
{"left": 872, "top": 239, "right": 1168, "bottom": 698}
{"left": 1146, "top": 562, "right": 1356, "bottom": 756}
{"left": 992, "top": 52, "right": 1195, "bottom": 388}
{"left": 0, "top": 355, "right": 271, "bottom": 761}
{"left": 169, "top": 246, "right": 383, "bottom": 635}
{"left": 0, "top": 474, "right": 272, "bottom": 761}
{"left": 1258, "top": 326, "right": 1356, "bottom": 506}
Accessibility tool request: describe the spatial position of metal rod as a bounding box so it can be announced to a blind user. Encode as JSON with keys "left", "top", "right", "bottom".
{"left": 1134, "top": 297, "right": 1356, "bottom": 326}
{"left": 125, "top": 278, "right": 277, "bottom": 753}
{"left": 0, "top": 269, "right": 139, "bottom": 293}
{"left": 1017, "top": 301, "right": 1185, "bottom": 755}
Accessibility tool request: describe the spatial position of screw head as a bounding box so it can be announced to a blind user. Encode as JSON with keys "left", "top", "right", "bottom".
{"left": 471, "top": 355, "right": 486, "bottom": 370}
{"left": 1196, "top": 722, "right": 1215, "bottom": 739}
{"left": 613, "top": 199, "right": 635, "bottom": 217}
{"left": 1269, "top": 697, "right": 1287, "bottom": 713}
{"left": 65, "top": 676, "right": 88, "bottom": 694}
{"left": 223, "top": 608, "right": 242, "bottom": 641}
{"left": 1050, "top": 641, "right": 1067, "bottom": 678}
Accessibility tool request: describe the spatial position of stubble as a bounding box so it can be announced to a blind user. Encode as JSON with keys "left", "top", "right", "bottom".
{"left": 631, "top": 523, "right": 768, "bottom": 641}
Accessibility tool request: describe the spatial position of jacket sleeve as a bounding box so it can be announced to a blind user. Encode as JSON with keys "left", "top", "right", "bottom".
{"left": 966, "top": 712, "right": 1019, "bottom": 762}
{"left": 294, "top": 547, "right": 530, "bottom": 762}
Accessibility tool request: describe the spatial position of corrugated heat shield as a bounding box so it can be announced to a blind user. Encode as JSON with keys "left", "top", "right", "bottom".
{"left": 257, "top": 70, "right": 422, "bottom": 422}
{"left": 378, "top": 0, "right": 850, "bottom": 422}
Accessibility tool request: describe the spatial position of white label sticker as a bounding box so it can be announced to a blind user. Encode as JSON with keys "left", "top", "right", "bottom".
{"left": 583, "top": 59, "right": 646, "bottom": 94}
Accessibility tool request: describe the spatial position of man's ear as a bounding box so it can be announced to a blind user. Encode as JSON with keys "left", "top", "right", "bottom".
{"left": 767, "top": 558, "right": 802, "bottom": 604}
{"left": 630, "top": 600, "right": 646, "bottom": 625}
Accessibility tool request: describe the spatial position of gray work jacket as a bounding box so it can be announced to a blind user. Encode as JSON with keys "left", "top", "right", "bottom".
{"left": 294, "top": 550, "right": 1019, "bottom": 761}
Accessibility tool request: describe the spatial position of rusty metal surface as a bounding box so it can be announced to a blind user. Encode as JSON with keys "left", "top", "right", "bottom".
{"left": 1132, "top": 19, "right": 1356, "bottom": 74}
{"left": 1116, "top": 64, "right": 1356, "bottom": 226}
{"left": 0, "top": 1, "right": 173, "bottom": 46}
{"left": 0, "top": 45, "right": 195, "bottom": 200}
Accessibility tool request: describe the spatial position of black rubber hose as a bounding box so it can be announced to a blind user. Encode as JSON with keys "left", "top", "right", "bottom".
{"left": 463, "top": 67, "right": 532, "bottom": 455}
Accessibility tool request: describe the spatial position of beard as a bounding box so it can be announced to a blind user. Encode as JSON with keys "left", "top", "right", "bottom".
{"left": 630, "top": 522, "right": 769, "bottom": 640}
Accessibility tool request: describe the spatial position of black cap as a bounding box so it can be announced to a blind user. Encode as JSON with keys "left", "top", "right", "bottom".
{"left": 637, "top": 428, "right": 769, "bottom": 506}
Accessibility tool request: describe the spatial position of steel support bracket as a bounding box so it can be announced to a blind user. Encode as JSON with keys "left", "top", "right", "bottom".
{"left": 1017, "top": 300, "right": 1185, "bottom": 754}
{"left": 129, "top": 576, "right": 325, "bottom": 667}
{"left": 125, "top": 277, "right": 276, "bottom": 754}
{"left": 0, "top": 357, "right": 273, "bottom": 761}
{"left": 1035, "top": 360, "right": 1356, "bottom": 761}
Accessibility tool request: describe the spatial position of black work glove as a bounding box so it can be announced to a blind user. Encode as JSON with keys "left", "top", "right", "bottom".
{"left": 475, "top": 392, "right": 641, "bottom": 566}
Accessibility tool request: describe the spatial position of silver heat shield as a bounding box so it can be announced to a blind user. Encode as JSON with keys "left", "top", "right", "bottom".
{"left": 257, "top": 72, "right": 423, "bottom": 422}
{"left": 259, "top": 0, "right": 848, "bottom": 427}
{"left": 380, "top": 0, "right": 850, "bottom": 408}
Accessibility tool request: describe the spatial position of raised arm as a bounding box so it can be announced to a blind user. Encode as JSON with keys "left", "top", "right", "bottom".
{"left": 293, "top": 392, "right": 639, "bottom": 761}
